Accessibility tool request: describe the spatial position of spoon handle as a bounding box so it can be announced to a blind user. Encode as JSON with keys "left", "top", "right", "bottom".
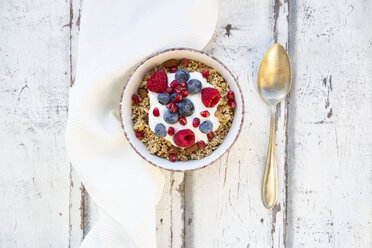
{"left": 262, "top": 106, "right": 278, "bottom": 209}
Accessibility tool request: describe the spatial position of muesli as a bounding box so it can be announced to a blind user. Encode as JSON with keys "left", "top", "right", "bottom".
{"left": 131, "top": 58, "right": 236, "bottom": 162}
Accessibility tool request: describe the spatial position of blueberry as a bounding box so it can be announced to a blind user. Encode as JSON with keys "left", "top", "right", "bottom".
{"left": 163, "top": 109, "right": 179, "bottom": 124}
{"left": 199, "top": 120, "right": 213, "bottom": 134}
{"left": 157, "top": 93, "right": 170, "bottom": 105}
{"left": 177, "top": 99, "right": 195, "bottom": 117}
{"left": 169, "top": 92, "right": 178, "bottom": 101}
{"left": 154, "top": 123, "right": 167, "bottom": 138}
{"left": 175, "top": 69, "right": 190, "bottom": 82}
{"left": 186, "top": 79, "right": 202, "bottom": 94}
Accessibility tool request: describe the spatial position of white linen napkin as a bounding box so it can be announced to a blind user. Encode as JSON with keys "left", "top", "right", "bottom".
{"left": 65, "top": 0, "right": 218, "bottom": 247}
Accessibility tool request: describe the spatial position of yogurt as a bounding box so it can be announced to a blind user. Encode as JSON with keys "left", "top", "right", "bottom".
{"left": 148, "top": 72, "right": 220, "bottom": 147}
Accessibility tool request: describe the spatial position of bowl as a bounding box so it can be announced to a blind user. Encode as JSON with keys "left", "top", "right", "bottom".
{"left": 120, "top": 48, "right": 244, "bottom": 171}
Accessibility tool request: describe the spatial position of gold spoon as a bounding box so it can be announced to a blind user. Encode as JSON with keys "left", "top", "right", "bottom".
{"left": 257, "top": 43, "right": 292, "bottom": 209}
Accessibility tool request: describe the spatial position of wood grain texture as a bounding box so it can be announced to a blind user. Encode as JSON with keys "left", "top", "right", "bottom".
{"left": 184, "top": 0, "right": 289, "bottom": 247}
{"left": 156, "top": 172, "right": 185, "bottom": 248}
{"left": 0, "top": 0, "right": 74, "bottom": 247}
{"left": 287, "top": 1, "right": 372, "bottom": 247}
{"left": 68, "top": 0, "right": 84, "bottom": 246}
{"left": 1, "top": 0, "right": 372, "bottom": 247}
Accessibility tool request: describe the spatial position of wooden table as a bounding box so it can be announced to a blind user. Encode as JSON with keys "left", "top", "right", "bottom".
{"left": 1, "top": 0, "right": 371, "bottom": 247}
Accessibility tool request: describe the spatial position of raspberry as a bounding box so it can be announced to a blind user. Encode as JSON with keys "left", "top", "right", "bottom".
{"left": 227, "top": 91, "right": 235, "bottom": 100}
{"left": 166, "top": 87, "right": 173, "bottom": 94}
{"left": 168, "top": 127, "right": 175, "bottom": 136}
{"left": 170, "top": 67, "right": 178, "bottom": 73}
{"left": 180, "top": 82, "right": 187, "bottom": 88}
{"left": 202, "top": 69, "right": 209, "bottom": 78}
{"left": 228, "top": 100, "right": 236, "bottom": 109}
{"left": 170, "top": 102, "right": 178, "bottom": 113}
{"left": 181, "top": 89, "right": 189, "bottom": 97}
{"left": 135, "top": 131, "right": 144, "bottom": 138}
{"left": 173, "top": 129, "right": 195, "bottom": 148}
{"left": 200, "top": 110, "right": 210, "bottom": 117}
{"left": 207, "top": 132, "right": 215, "bottom": 140}
{"left": 153, "top": 107, "right": 160, "bottom": 117}
{"left": 147, "top": 70, "right": 168, "bottom": 93}
{"left": 170, "top": 80, "right": 179, "bottom": 88}
{"left": 192, "top": 118, "right": 200, "bottom": 128}
{"left": 169, "top": 154, "right": 178, "bottom": 162}
{"left": 179, "top": 116, "right": 187, "bottom": 125}
{"left": 175, "top": 94, "right": 183, "bottom": 103}
{"left": 198, "top": 140, "right": 206, "bottom": 148}
{"left": 181, "top": 58, "right": 189, "bottom": 67}
{"left": 132, "top": 94, "right": 139, "bottom": 103}
{"left": 174, "top": 86, "right": 182, "bottom": 93}
{"left": 201, "top": 88, "right": 221, "bottom": 108}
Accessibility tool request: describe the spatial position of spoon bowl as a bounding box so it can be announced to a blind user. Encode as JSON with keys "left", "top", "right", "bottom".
{"left": 257, "top": 43, "right": 292, "bottom": 209}
{"left": 258, "top": 44, "right": 292, "bottom": 105}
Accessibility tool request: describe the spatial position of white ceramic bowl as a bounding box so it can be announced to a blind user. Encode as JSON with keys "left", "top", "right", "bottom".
{"left": 120, "top": 48, "right": 244, "bottom": 171}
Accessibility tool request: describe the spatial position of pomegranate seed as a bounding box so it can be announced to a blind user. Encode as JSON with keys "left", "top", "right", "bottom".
{"left": 228, "top": 100, "right": 236, "bottom": 109}
{"left": 174, "top": 86, "right": 182, "bottom": 93}
{"left": 170, "top": 80, "right": 179, "bottom": 88}
{"left": 207, "top": 132, "right": 215, "bottom": 140}
{"left": 153, "top": 107, "right": 160, "bottom": 117}
{"left": 168, "top": 127, "right": 175, "bottom": 136}
{"left": 166, "top": 101, "right": 173, "bottom": 109}
{"left": 175, "top": 94, "right": 183, "bottom": 103}
{"left": 170, "top": 67, "right": 178, "bottom": 73}
{"left": 180, "top": 82, "right": 187, "bottom": 88}
{"left": 181, "top": 58, "right": 189, "bottom": 67}
{"left": 181, "top": 89, "right": 189, "bottom": 97}
{"left": 227, "top": 91, "right": 235, "bottom": 100}
{"left": 192, "top": 118, "right": 200, "bottom": 128}
{"left": 166, "top": 87, "right": 173, "bottom": 94}
{"left": 202, "top": 69, "right": 209, "bottom": 78}
{"left": 132, "top": 94, "right": 139, "bottom": 103}
{"left": 200, "top": 110, "right": 210, "bottom": 117}
{"left": 170, "top": 102, "right": 178, "bottom": 113}
{"left": 198, "top": 140, "right": 206, "bottom": 148}
{"left": 135, "top": 131, "right": 144, "bottom": 138}
{"left": 169, "top": 154, "right": 178, "bottom": 162}
{"left": 179, "top": 116, "right": 187, "bottom": 125}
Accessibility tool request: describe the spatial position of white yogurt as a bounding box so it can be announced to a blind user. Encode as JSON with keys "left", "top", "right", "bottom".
{"left": 148, "top": 72, "right": 220, "bottom": 147}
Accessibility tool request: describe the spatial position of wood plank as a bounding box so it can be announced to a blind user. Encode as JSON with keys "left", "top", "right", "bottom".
{"left": 68, "top": 0, "right": 84, "bottom": 247}
{"left": 184, "top": 0, "right": 289, "bottom": 247}
{"left": 0, "top": 0, "right": 73, "bottom": 247}
{"left": 64, "top": 0, "right": 100, "bottom": 242}
{"left": 273, "top": 0, "right": 290, "bottom": 247}
{"left": 287, "top": 1, "right": 372, "bottom": 247}
{"left": 156, "top": 172, "right": 185, "bottom": 248}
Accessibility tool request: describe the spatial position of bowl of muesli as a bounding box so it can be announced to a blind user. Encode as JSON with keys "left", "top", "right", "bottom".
{"left": 120, "top": 48, "right": 244, "bottom": 171}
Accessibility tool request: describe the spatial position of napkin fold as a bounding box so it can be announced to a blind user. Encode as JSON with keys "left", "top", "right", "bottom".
{"left": 66, "top": 0, "right": 218, "bottom": 247}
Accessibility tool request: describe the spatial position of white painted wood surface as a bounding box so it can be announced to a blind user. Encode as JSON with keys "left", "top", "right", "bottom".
{"left": 184, "top": 0, "right": 289, "bottom": 247}
{"left": 0, "top": 0, "right": 74, "bottom": 246}
{"left": 287, "top": 1, "right": 372, "bottom": 247}
{"left": 0, "top": 0, "right": 371, "bottom": 247}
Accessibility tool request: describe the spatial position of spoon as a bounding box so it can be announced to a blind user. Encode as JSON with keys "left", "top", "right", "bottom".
{"left": 257, "top": 43, "right": 292, "bottom": 209}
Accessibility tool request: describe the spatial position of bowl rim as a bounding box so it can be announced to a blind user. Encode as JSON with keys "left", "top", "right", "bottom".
{"left": 119, "top": 47, "right": 245, "bottom": 172}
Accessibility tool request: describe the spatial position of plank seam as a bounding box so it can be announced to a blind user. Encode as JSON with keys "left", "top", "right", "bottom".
{"left": 68, "top": 0, "right": 84, "bottom": 246}
{"left": 272, "top": 0, "right": 290, "bottom": 247}
{"left": 283, "top": 1, "right": 290, "bottom": 247}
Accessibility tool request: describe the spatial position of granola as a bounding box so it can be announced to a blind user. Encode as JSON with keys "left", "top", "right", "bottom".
{"left": 131, "top": 59, "right": 235, "bottom": 161}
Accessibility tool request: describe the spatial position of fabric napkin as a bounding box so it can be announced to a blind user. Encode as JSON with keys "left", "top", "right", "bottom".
{"left": 66, "top": 0, "right": 218, "bottom": 247}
